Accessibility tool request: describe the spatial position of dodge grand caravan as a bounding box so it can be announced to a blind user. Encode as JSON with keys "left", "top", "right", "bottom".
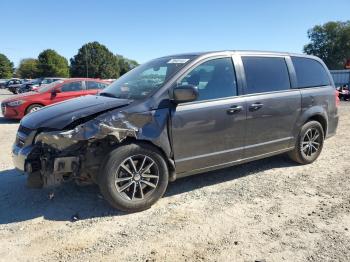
{"left": 12, "top": 51, "right": 339, "bottom": 212}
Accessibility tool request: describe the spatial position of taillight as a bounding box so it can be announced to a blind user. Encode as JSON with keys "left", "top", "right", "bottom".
{"left": 335, "top": 90, "right": 340, "bottom": 107}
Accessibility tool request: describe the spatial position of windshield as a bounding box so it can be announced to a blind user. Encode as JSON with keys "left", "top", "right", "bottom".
{"left": 37, "top": 80, "right": 64, "bottom": 93}
{"left": 100, "top": 55, "right": 197, "bottom": 100}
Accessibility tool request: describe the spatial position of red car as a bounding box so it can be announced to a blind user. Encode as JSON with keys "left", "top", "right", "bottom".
{"left": 1, "top": 78, "right": 110, "bottom": 120}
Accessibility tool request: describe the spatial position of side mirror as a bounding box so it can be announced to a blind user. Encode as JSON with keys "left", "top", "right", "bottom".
{"left": 51, "top": 88, "right": 60, "bottom": 96}
{"left": 172, "top": 84, "right": 198, "bottom": 104}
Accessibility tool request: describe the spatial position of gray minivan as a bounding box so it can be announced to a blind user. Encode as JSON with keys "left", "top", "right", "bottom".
{"left": 13, "top": 51, "right": 339, "bottom": 212}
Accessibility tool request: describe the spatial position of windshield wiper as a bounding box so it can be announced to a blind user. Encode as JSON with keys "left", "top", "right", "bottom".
{"left": 99, "top": 92, "right": 121, "bottom": 98}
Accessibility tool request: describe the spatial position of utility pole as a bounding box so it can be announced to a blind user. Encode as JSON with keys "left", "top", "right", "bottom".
{"left": 85, "top": 46, "right": 89, "bottom": 78}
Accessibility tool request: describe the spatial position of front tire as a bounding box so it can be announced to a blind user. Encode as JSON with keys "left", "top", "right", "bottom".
{"left": 288, "top": 121, "right": 324, "bottom": 164}
{"left": 26, "top": 104, "right": 43, "bottom": 114}
{"left": 99, "top": 143, "right": 169, "bottom": 212}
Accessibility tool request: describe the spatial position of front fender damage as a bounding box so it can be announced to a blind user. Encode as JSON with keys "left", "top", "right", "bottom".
{"left": 28, "top": 109, "right": 172, "bottom": 187}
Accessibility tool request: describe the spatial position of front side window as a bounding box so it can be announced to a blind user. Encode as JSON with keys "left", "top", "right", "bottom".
{"left": 60, "top": 81, "right": 83, "bottom": 92}
{"left": 242, "top": 56, "right": 290, "bottom": 94}
{"left": 100, "top": 55, "right": 197, "bottom": 100}
{"left": 179, "top": 57, "right": 237, "bottom": 101}
{"left": 292, "top": 57, "right": 331, "bottom": 88}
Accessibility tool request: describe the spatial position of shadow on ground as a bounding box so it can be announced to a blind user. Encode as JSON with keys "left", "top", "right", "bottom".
{"left": 0, "top": 155, "right": 296, "bottom": 224}
{"left": 0, "top": 117, "right": 20, "bottom": 124}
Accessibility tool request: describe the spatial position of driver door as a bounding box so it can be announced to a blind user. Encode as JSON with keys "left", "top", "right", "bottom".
{"left": 171, "top": 57, "right": 246, "bottom": 174}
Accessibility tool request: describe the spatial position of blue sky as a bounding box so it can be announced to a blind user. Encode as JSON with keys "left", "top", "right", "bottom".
{"left": 1, "top": 0, "right": 350, "bottom": 66}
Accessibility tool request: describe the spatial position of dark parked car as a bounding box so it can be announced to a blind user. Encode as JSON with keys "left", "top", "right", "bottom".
{"left": 12, "top": 51, "right": 339, "bottom": 212}
{"left": 0, "top": 79, "right": 8, "bottom": 89}
{"left": 16, "top": 79, "right": 41, "bottom": 93}
{"left": 5, "top": 79, "right": 24, "bottom": 93}
{"left": 30, "top": 77, "right": 66, "bottom": 92}
{"left": 17, "top": 78, "right": 65, "bottom": 93}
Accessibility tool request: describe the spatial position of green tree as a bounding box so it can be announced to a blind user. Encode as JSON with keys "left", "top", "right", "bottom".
{"left": 37, "top": 49, "right": 69, "bottom": 77}
{"left": 116, "top": 54, "right": 138, "bottom": 76}
{"left": 70, "top": 42, "right": 120, "bottom": 78}
{"left": 16, "top": 58, "right": 39, "bottom": 78}
{"left": 304, "top": 21, "right": 350, "bottom": 69}
{"left": 0, "top": 53, "right": 14, "bottom": 78}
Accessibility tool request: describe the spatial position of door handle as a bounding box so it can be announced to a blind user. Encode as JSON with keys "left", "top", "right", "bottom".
{"left": 227, "top": 105, "right": 243, "bottom": 115}
{"left": 249, "top": 102, "right": 263, "bottom": 111}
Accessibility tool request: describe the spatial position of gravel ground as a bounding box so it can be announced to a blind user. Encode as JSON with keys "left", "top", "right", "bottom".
{"left": 0, "top": 89, "right": 349, "bottom": 262}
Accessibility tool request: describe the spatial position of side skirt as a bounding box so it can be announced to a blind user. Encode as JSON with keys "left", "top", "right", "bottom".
{"left": 175, "top": 147, "right": 294, "bottom": 179}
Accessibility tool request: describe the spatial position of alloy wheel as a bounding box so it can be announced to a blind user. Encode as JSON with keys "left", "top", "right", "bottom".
{"left": 301, "top": 128, "right": 321, "bottom": 157}
{"left": 115, "top": 155, "right": 159, "bottom": 201}
{"left": 29, "top": 106, "right": 41, "bottom": 113}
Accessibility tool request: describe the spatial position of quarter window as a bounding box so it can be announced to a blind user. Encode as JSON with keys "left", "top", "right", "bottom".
{"left": 60, "top": 81, "right": 83, "bottom": 92}
{"left": 242, "top": 56, "right": 291, "bottom": 94}
{"left": 179, "top": 58, "right": 237, "bottom": 101}
{"left": 292, "top": 57, "right": 330, "bottom": 88}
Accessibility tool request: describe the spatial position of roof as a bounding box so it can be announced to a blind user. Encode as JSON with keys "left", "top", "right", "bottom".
{"left": 162, "top": 50, "right": 314, "bottom": 58}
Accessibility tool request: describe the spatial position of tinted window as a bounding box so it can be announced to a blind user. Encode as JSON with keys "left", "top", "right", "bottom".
{"left": 292, "top": 57, "right": 330, "bottom": 88}
{"left": 242, "top": 56, "right": 290, "bottom": 94}
{"left": 180, "top": 58, "right": 237, "bottom": 101}
{"left": 61, "top": 81, "right": 83, "bottom": 92}
{"left": 86, "top": 81, "right": 108, "bottom": 90}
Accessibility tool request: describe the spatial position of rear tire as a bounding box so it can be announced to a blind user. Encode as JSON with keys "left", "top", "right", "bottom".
{"left": 288, "top": 121, "right": 324, "bottom": 164}
{"left": 26, "top": 104, "right": 43, "bottom": 114}
{"left": 99, "top": 143, "right": 169, "bottom": 212}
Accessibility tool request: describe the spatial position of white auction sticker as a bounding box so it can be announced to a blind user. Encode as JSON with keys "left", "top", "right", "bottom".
{"left": 167, "top": 59, "right": 189, "bottom": 64}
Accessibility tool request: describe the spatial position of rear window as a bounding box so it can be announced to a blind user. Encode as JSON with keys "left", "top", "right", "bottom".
{"left": 292, "top": 57, "right": 330, "bottom": 88}
{"left": 242, "top": 56, "right": 291, "bottom": 94}
{"left": 61, "top": 81, "right": 83, "bottom": 92}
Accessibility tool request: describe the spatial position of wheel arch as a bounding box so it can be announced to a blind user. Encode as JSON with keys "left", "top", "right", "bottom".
{"left": 305, "top": 114, "right": 327, "bottom": 137}
{"left": 25, "top": 103, "right": 45, "bottom": 115}
{"left": 297, "top": 106, "right": 328, "bottom": 138}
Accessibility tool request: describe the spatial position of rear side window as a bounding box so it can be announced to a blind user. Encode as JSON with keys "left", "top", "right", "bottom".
{"left": 242, "top": 56, "right": 291, "bottom": 94}
{"left": 61, "top": 81, "right": 83, "bottom": 92}
{"left": 86, "top": 81, "right": 108, "bottom": 90}
{"left": 292, "top": 57, "right": 330, "bottom": 88}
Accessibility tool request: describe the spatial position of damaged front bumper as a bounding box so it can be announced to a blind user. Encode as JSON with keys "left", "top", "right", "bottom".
{"left": 12, "top": 143, "right": 36, "bottom": 172}
{"left": 12, "top": 125, "right": 87, "bottom": 187}
{"left": 12, "top": 126, "right": 38, "bottom": 172}
{"left": 12, "top": 108, "right": 174, "bottom": 188}
{"left": 13, "top": 142, "right": 80, "bottom": 187}
{"left": 12, "top": 112, "right": 143, "bottom": 188}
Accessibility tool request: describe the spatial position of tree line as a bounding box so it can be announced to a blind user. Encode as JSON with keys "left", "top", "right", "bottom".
{"left": 0, "top": 41, "right": 138, "bottom": 79}
{"left": 304, "top": 21, "right": 350, "bottom": 70}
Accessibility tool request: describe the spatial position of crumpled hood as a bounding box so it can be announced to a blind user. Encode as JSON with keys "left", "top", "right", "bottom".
{"left": 20, "top": 95, "right": 132, "bottom": 129}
